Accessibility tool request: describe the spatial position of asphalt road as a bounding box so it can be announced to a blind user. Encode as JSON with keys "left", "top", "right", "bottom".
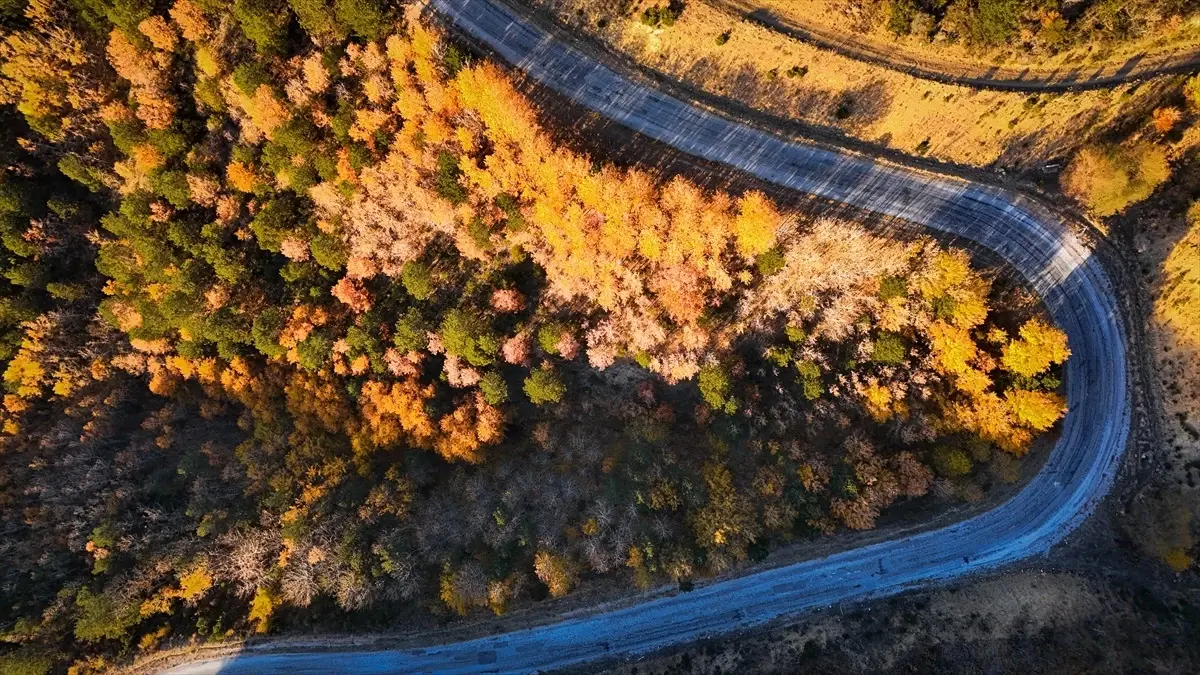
{"left": 165, "top": 0, "right": 1131, "bottom": 671}
{"left": 707, "top": 0, "right": 1200, "bottom": 92}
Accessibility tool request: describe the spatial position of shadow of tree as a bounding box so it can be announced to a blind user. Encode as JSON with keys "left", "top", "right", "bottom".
{"left": 834, "top": 79, "right": 894, "bottom": 132}
{"left": 656, "top": 52, "right": 893, "bottom": 136}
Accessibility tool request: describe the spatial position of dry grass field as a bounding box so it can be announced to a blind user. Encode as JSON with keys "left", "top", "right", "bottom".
{"left": 526, "top": 0, "right": 1180, "bottom": 170}
{"left": 739, "top": 0, "right": 1200, "bottom": 77}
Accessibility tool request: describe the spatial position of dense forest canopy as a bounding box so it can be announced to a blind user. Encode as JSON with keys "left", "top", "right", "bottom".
{"left": 0, "top": 0, "right": 1069, "bottom": 671}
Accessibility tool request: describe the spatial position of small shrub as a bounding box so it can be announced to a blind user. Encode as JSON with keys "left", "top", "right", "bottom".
{"left": 971, "top": 0, "right": 1021, "bottom": 46}
{"left": 887, "top": 0, "right": 915, "bottom": 36}
{"left": 715, "top": 30, "right": 730, "bottom": 46}
{"left": 1185, "top": 74, "right": 1200, "bottom": 111}
{"left": 990, "top": 451, "right": 1022, "bottom": 484}
{"left": 641, "top": 1, "right": 683, "bottom": 28}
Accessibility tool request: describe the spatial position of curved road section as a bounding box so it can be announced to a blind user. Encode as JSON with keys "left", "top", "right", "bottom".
{"left": 167, "top": 0, "right": 1131, "bottom": 672}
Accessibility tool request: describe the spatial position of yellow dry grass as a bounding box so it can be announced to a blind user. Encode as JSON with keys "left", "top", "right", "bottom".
{"left": 531, "top": 0, "right": 1176, "bottom": 168}
{"left": 745, "top": 0, "right": 1200, "bottom": 75}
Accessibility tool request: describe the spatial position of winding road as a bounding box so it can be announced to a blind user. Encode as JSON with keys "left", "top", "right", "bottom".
{"left": 165, "top": 0, "right": 1132, "bottom": 671}
{"left": 707, "top": 0, "right": 1200, "bottom": 92}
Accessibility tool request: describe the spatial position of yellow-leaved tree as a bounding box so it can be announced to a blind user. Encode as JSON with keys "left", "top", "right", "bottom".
{"left": 1002, "top": 318, "right": 1070, "bottom": 378}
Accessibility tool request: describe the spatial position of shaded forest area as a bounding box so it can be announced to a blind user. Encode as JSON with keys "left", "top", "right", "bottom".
{"left": 0, "top": 1, "right": 1069, "bottom": 671}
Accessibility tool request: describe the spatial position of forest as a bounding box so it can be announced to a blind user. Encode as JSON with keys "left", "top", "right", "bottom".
{"left": 0, "top": 0, "right": 1070, "bottom": 671}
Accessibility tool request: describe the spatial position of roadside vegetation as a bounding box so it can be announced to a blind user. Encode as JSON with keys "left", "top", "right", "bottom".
{"left": 1061, "top": 141, "right": 1171, "bottom": 216}
{"left": 1058, "top": 76, "right": 1200, "bottom": 218}
{"left": 0, "top": 1, "right": 1077, "bottom": 671}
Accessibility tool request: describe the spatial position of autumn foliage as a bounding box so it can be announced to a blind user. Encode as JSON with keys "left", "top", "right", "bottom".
{"left": 0, "top": 6, "right": 1072, "bottom": 670}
